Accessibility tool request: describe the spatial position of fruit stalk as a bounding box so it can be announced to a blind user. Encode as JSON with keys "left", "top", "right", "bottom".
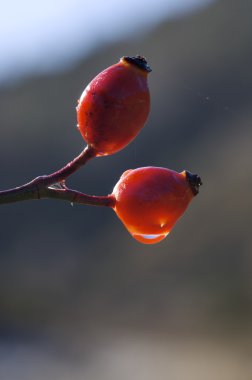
{"left": 0, "top": 145, "right": 114, "bottom": 207}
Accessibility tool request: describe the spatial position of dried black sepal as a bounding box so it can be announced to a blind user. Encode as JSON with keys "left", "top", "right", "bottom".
{"left": 185, "top": 171, "right": 202, "bottom": 195}
{"left": 122, "top": 55, "right": 152, "bottom": 73}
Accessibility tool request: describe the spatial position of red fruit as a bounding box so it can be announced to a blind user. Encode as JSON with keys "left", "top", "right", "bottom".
{"left": 112, "top": 167, "right": 202, "bottom": 244}
{"left": 76, "top": 56, "right": 151, "bottom": 156}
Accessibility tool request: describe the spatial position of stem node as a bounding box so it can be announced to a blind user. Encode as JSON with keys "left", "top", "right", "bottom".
{"left": 0, "top": 145, "right": 111, "bottom": 208}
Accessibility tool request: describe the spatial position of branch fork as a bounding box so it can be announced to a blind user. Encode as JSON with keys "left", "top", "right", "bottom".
{"left": 0, "top": 145, "right": 115, "bottom": 208}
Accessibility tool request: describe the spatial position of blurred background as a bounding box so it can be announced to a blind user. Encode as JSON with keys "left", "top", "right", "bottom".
{"left": 0, "top": 0, "right": 252, "bottom": 378}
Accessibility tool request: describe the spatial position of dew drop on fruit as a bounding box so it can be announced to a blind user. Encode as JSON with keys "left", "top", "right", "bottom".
{"left": 131, "top": 233, "right": 169, "bottom": 244}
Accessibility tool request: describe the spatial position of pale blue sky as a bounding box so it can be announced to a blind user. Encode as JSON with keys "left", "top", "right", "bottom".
{"left": 0, "top": 0, "right": 213, "bottom": 83}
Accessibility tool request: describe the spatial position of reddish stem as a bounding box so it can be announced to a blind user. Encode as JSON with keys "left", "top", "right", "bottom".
{"left": 38, "top": 145, "right": 97, "bottom": 186}
{"left": 0, "top": 145, "right": 115, "bottom": 208}
{"left": 46, "top": 188, "right": 115, "bottom": 207}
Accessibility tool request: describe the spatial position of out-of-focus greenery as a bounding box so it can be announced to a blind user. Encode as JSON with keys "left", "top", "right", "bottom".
{"left": 0, "top": 0, "right": 252, "bottom": 378}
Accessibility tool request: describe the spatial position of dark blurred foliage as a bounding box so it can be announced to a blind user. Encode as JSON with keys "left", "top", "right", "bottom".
{"left": 0, "top": 0, "right": 252, "bottom": 378}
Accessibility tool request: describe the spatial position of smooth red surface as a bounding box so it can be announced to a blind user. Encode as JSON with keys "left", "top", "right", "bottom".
{"left": 76, "top": 59, "right": 150, "bottom": 155}
{"left": 112, "top": 167, "right": 195, "bottom": 244}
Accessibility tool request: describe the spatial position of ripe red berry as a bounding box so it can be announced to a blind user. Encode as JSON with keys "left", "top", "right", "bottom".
{"left": 112, "top": 167, "right": 202, "bottom": 244}
{"left": 76, "top": 56, "right": 151, "bottom": 156}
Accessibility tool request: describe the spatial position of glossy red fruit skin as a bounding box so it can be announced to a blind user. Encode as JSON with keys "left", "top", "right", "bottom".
{"left": 112, "top": 167, "right": 196, "bottom": 243}
{"left": 76, "top": 57, "right": 150, "bottom": 156}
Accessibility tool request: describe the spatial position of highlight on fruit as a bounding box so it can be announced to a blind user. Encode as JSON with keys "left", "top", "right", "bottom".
{"left": 0, "top": 56, "right": 202, "bottom": 245}
{"left": 112, "top": 167, "right": 202, "bottom": 244}
{"left": 76, "top": 56, "right": 151, "bottom": 156}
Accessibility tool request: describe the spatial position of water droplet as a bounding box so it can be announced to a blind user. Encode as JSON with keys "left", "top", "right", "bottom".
{"left": 132, "top": 233, "right": 169, "bottom": 244}
{"left": 70, "top": 202, "right": 74, "bottom": 207}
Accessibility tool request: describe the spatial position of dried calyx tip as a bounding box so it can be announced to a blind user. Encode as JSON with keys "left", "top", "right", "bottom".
{"left": 185, "top": 171, "right": 202, "bottom": 195}
{"left": 122, "top": 55, "right": 152, "bottom": 73}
